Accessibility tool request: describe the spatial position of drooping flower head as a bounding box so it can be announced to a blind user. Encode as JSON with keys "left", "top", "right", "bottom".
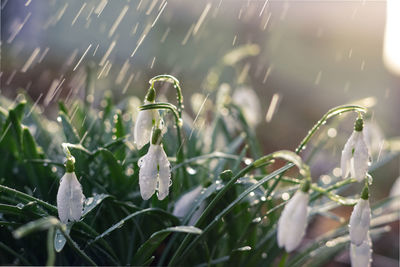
{"left": 138, "top": 127, "right": 171, "bottom": 200}
{"left": 277, "top": 180, "right": 310, "bottom": 252}
{"left": 349, "top": 185, "right": 371, "bottom": 246}
{"left": 56, "top": 156, "right": 85, "bottom": 223}
{"left": 341, "top": 118, "right": 370, "bottom": 182}
{"left": 134, "top": 87, "right": 160, "bottom": 149}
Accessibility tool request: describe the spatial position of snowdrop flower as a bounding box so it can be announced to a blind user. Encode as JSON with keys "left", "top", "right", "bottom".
{"left": 341, "top": 118, "right": 370, "bottom": 182}
{"left": 138, "top": 128, "right": 171, "bottom": 200}
{"left": 349, "top": 186, "right": 371, "bottom": 246}
{"left": 56, "top": 157, "right": 84, "bottom": 223}
{"left": 134, "top": 88, "right": 159, "bottom": 150}
{"left": 277, "top": 181, "right": 310, "bottom": 252}
{"left": 350, "top": 233, "right": 372, "bottom": 267}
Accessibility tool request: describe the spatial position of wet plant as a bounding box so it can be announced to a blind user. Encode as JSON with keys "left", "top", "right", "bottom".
{"left": 0, "top": 71, "right": 399, "bottom": 266}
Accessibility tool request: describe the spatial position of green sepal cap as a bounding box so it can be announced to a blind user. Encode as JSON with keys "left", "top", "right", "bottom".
{"left": 146, "top": 87, "right": 156, "bottom": 102}
{"left": 65, "top": 156, "right": 75, "bottom": 173}
{"left": 301, "top": 179, "right": 311, "bottom": 193}
{"left": 354, "top": 118, "right": 364, "bottom": 132}
{"left": 151, "top": 128, "right": 162, "bottom": 145}
{"left": 361, "top": 184, "right": 369, "bottom": 200}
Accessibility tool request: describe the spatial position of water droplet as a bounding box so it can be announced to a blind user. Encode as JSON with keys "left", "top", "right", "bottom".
{"left": 186, "top": 166, "right": 197, "bottom": 175}
{"left": 244, "top": 158, "right": 253, "bottom": 165}
{"left": 262, "top": 252, "right": 267, "bottom": 259}
{"left": 281, "top": 192, "right": 290, "bottom": 200}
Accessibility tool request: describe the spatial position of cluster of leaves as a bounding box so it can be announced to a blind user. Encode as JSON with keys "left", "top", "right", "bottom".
{"left": 0, "top": 83, "right": 398, "bottom": 266}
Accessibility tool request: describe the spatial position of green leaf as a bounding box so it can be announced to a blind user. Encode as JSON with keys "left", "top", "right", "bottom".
{"left": 59, "top": 112, "right": 80, "bottom": 143}
{"left": 13, "top": 217, "right": 59, "bottom": 239}
{"left": 98, "top": 148, "right": 126, "bottom": 192}
{"left": 133, "top": 226, "right": 202, "bottom": 264}
{"left": 82, "top": 193, "right": 111, "bottom": 217}
{"left": 91, "top": 208, "right": 179, "bottom": 245}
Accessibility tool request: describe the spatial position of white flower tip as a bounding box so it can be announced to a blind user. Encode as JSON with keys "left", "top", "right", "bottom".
{"left": 349, "top": 199, "right": 371, "bottom": 246}
{"left": 57, "top": 172, "right": 84, "bottom": 223}
{"left": 277, "top": 191, "right": 309, "bottom": 253}
{"left": 138, "top": 144, "right": 171, "bottom": 201}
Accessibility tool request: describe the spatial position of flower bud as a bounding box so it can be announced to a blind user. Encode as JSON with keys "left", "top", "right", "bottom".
{"left": 56, "top": 157, "right": 84, "bottom": 223}
{"left": 134, "top": 99, "right": 159, "bottom": 150}
{"left": 341, "top": 122, "right": 370, "bottom": 182}
{"left": 349, "top": 198, "right": 371, "bottom": 246}
{"left": 277, "top": 190, "right": 309, "bottom": 252}
{"left": 138, "top": 143, "right": 171, "bottom": 200}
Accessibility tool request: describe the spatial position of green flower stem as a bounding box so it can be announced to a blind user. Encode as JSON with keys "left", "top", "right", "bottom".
{"left": 148, "top": 75, "right": 184, "bottom": 118}
{"left": 280, "top": 177, "right": 358, "bottom": 205}
{"left": 146, "top": 75, "right": 186, "bottom": 181}
{"left": 295, "top": 104, "right": 366, "bottom": 154}
{"left": 266, "top": 105, "right": 367, "bottom": 199}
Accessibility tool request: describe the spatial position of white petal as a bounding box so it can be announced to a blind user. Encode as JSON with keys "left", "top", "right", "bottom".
{"left": 341, "top": 131, "right": 357, "bottom": 179}
{"left": 56, "top": 172, "right": 84, "bottom": 223}
{"left": 156, "top": 145, "right": 171, "bottom": 200}
{"left": 350, "top": 234, "right": 372, "bottom": 267}
{"left": 134, "top": 101, "right": 159, "bottom": 149}
{"left": 284, "top": 192, "right": 309, "bottom": 252}
{"left": 349, "top": 199, "right": 371, "bottom": 246}
{"left": 138, "top": 145, "right": 159, "bottom": 200}
{"left": 173, "top": 186, "right": 203, "bottom": 218}
{"left": 363, "top": 121, "right": 384, "bottom": 155}
{"left": 277, "top": 191, "right": 309, "bottom": 252}
{"left": 353, "top": 132, "right": 369, "bottom": 182}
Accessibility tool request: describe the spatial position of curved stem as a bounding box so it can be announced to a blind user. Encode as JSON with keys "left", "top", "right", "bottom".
{"left": 266, "top": 105, "right": 367, "bottom": 198}
{"left": 295, "top": 104, "right": 367, "bottom": 154}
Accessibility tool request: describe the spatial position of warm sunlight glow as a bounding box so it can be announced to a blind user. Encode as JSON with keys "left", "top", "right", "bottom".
{"left": 383, "top": 0, "right": 400, "bottom": 75}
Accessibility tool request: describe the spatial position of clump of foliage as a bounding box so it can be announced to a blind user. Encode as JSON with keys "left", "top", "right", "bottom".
{"left": 0, "top": 71, "right": 398, "bottom": 266}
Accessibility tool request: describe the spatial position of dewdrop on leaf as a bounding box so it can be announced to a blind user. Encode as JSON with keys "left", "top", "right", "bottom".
{"left": 277, "top": 181, "right": 310, "bottom": 252}
{"left": 138, "top": 128, "right": 171, "bottom": 200}
{"left": 56, "top": 156, "right": 84, "bottom": 223}
{"left": 341, "top": 118, "right": 370, "bottom": 182}
{"left": 134, "top": 88, "right": 159, "bottom": 149}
